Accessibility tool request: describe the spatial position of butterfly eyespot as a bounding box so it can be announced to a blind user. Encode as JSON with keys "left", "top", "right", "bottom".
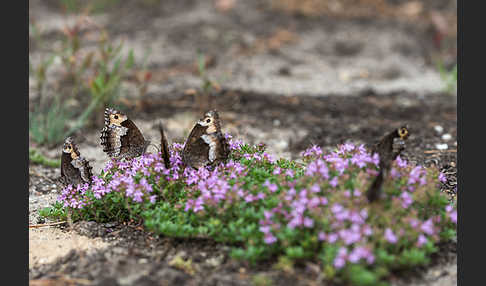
{"left": 114, "top": 115, "right": 119, "bottom": 120}
{"left": 206, "top": 118, "right": 211, "bottom": 123}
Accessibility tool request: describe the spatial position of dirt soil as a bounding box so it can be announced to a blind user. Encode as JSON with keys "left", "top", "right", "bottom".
{"left": 29, "top": 0, "right": 457, "bottom": 285}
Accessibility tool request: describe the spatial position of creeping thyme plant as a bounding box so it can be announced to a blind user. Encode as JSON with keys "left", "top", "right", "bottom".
{"left": 41, "top": 135, "right": 456, "bottom": 286}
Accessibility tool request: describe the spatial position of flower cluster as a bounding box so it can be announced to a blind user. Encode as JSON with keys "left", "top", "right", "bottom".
{"left": 53, "top": 136, "right": 456, "bottom": 285}
{"left": 58, "top": 183, "right": 91, "bottom": 209}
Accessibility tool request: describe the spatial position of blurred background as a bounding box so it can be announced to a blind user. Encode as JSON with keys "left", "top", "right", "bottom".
{"left": 29, "top": 0, "right": 457, "bottom": 172}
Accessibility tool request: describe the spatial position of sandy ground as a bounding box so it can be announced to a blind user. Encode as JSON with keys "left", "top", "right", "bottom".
{"left": 29, "top": 227, "right": 108, "bottom": 269}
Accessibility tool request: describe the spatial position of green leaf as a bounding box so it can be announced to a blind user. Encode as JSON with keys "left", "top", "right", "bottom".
{"left": 125, "top": 49, "right": 135, "bottom": 69}
{"left": 347, "top": 265, "right": 378, "bottom": 286}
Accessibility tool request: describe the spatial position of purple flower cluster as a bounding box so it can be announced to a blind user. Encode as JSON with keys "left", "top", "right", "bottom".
{"left": 59, "top": 151, "right": 178, "bottom": 207}
{"left": 446, "top": 205, "right": 457, "bottom": 224}
{"left": 56, "top": 139, "right": 455, "bottom": 273}
{"left": 58, "top": 183, "right": 91, "bottom": 208}
{"left": 334, "top": 245, "right": 375, "bottom": 269}
{"left": 225, "top": 133, "right": 244, "bottom": 152}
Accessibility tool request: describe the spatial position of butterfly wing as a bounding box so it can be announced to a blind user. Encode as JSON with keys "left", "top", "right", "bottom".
{"left": 71, "top": 157, "right": 93, "bottom": 184}
{"left": 182, "top": 124, "right": 210, "bottom": 169}
{"left": 120, "top": 118, "right": 148, "bottom": 159}
{"left": 60, "top": 152, "right": 81, "bottom": 186}
{"left": 60, "top": 148, "right": 92, "bottom": 187}
{"left": 100, "top": 125, "right": 128, "bottom": 158}
{"left": 159, "top": 122, "right": 171, "bottom": 169}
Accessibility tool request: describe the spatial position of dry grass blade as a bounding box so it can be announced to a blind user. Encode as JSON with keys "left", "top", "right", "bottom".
{"left": 30, "top": 276, "right": 93, "bottom": 286}
{"left": 29, "top": 221, "right": 67, "bottom": 228}
{"left": 424, "top": 149, "right": 457, "bottom": 154}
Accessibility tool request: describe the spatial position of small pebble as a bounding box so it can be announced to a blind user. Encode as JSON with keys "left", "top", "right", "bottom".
{"left": 104, "top": 222, "right": 118, "bottom": 228}
{"left": 434, "top": 125, "right": 444, "bottom": 134}
{"left": 205, "top": 255, "right": 224, "bottom": 267}
{"left": 435, "top": 143, "right": 448, "bottom": 150}
{"left": 441, "top": 134, "right": 452, "bottom": 141}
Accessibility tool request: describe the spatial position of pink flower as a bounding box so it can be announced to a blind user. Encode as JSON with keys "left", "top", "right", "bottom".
{"left": 330, "top": 177, "right": 339, "bottom": 187}
{"left": 417, "top": 234, "right": 428, "bottom": 247}
{"left": 400, "top": 191, "right": 413, "bottom": 208}
{"left": 396, "top": 155, "right": 408, "bottom": 168}
{"left": 263, "top": 180, "right": 278, "bottom": 192}
{"left": 303, "top": 217, "right": 314, "bottom": 228}
{"left": 259, "top": 225, "right": 271, "bottom": 234}
{"left": 384, "top": 228, "right": 398, "bottom": 244}
{"left": 327, "top": 233, "right": 338, "bottom": 243}
{"left": 264, "top": 234, "right": 277, "bottom": 244}
{"left": 420, "top": 219, "right": 435, "bottom": 235}
{"left": 333, "top": 257, "right": 346, "bottom": 269}
{"left": 285, "top": 169, "right": 294, "bottom": 178}
{"left": 439, "top": 172, "right": 447, "bottom": 183}
{"left": 310, "top": 184, "right": 320, "bottom": 193}
{"left": 449, "top": 210, "right": 457, "bottom": 224}
{"left": 318, "top": 232, "right": 327, "bottom": 241}
{"left": 149, "top": 195, "right": 157, "bottom": 203}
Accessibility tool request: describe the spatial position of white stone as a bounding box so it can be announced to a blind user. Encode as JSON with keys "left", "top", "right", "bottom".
{"left": 434, "top": 125, "right": 444, "bottom": 134}
{"left": 435, "top": 143, "right": 448, "bottom": 150}
{"left": 442, "top": 133, "right": 452, "bottom": 141}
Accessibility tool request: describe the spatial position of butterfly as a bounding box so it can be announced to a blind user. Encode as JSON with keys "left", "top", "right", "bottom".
{"left": 181, "top": 110, "right": 230, "bottom": 169}
{"left": 100, "top": 107, "right": 150, "bottom": 160}
{"left": 366, "top": 126, "right": 409, "bottom": 202}
{"left": 158, "top": 121, "right": 171, "bottom": 169}
{"left": 59, "top": 137, "right": 93, "bottom": 187}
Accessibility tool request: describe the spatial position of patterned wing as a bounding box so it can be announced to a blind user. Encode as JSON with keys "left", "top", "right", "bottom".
{"left": 207, "top": 110, "right": 230, "bottom": 162}
{"left": 60, "top": 151, "right": 92, "bottom": 187}
{"left": 100, "top": 125, "right": 129, "bottom": 158}
{"left": 71, "top": 157, "right": 93, "bottom": 184}
{"left": 60, "top": 154, "right": 82, "bottom": 186}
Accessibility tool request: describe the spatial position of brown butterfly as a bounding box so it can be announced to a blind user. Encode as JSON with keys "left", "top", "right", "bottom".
{"left": 158, "top": 121, "right": 171, "bottom": 169}
{"left": 366, "top": 126, "right": 409, "bottom": 202}
{"left": 100, "top": 108, "right": 150, "bottom": 160}
{"left": 59, "top": 137, "right": 93, "bottom": 187}
{"left": 182, "top": 110, "right": 230, "bottom": 169}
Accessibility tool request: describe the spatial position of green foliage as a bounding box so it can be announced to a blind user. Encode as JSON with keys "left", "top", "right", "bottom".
{"left": 59, "top": 0, "right": 161, "bottom": 14}
{"left": 39, "top": 201, "right": 67, "bottom": 220}
{"left": 29, "top": 99, "right": 75, "bottom": 148}
{"left": 252, "top": 274, "right": 273, "bottom": 286}
{"left": 347, "top": 265, "right": 378, "bottom": 286}
{"left": 437, "top": 62, "right": 457, "bottom": 95}
{"left": 29, "top": 16, "right": 141, "bottom": 146}
{"left": 59, "top": 0, "right": 120, "bottom": 14}
{"left": 29, "top": 148, "right": 61, "bottom": 168}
